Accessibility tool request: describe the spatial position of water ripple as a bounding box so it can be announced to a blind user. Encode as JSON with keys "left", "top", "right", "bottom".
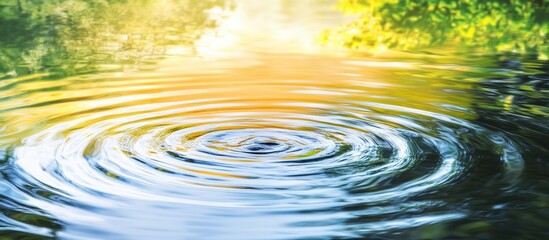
{"left": 0, "top": 58, "right": 526, "bottom": 238}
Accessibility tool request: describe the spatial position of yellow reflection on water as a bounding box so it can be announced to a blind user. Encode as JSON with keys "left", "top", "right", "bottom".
{"left": 0, "top": 0, "right": 477, "bottom": 145}
{"left": 195, "top": 0, "right": 353, "bottom": 56}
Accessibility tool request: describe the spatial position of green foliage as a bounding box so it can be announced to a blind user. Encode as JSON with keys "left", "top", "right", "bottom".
{"left": 322, "top": 0, "right": 548, "bottom": 59}
{"left": 0, "top": 0, "right": 227, "bottom": 77}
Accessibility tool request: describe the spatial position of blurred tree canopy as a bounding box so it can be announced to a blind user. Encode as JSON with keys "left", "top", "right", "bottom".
{"left": 321, "top": 0, "right": 548, "bottom": 59}
{"left": 0, "top": 0, "right": 226, "bottom": 77}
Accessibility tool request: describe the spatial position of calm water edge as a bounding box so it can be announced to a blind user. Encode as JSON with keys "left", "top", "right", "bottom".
{"left": 1, "top": 0, "right": 548, "bottom": 239}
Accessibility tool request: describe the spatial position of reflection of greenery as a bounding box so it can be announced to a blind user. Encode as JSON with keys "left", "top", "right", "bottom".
{"left": 476, "top": 56, "right": 549, "bottom": 117}
{"left": 0, "top": 0, "right": 226, "bottom": 77}
{"left": 322, "top": 0, "right": 548, "bottom": 59}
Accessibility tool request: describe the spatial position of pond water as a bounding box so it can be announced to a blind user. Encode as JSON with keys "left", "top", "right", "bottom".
{"left": 1, "top": 0, "right": 548, "bottom": 239}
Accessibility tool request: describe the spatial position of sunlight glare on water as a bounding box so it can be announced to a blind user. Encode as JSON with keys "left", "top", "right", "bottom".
{"left": 0, "top": 0, "right": 548, "bottom": 239}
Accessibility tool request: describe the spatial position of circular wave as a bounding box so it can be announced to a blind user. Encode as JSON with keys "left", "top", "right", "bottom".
{"left": 1, "top": 58, "right": 526, "bottom": 239}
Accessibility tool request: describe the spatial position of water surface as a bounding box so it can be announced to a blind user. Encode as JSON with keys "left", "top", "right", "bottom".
{"left": 1, "top": 0, "right": 548, "bottom": 239}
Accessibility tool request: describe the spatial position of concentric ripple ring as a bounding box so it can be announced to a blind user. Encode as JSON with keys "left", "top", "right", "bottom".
{"left": 2, "top": 58, "right": 526, "bottom": 239}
